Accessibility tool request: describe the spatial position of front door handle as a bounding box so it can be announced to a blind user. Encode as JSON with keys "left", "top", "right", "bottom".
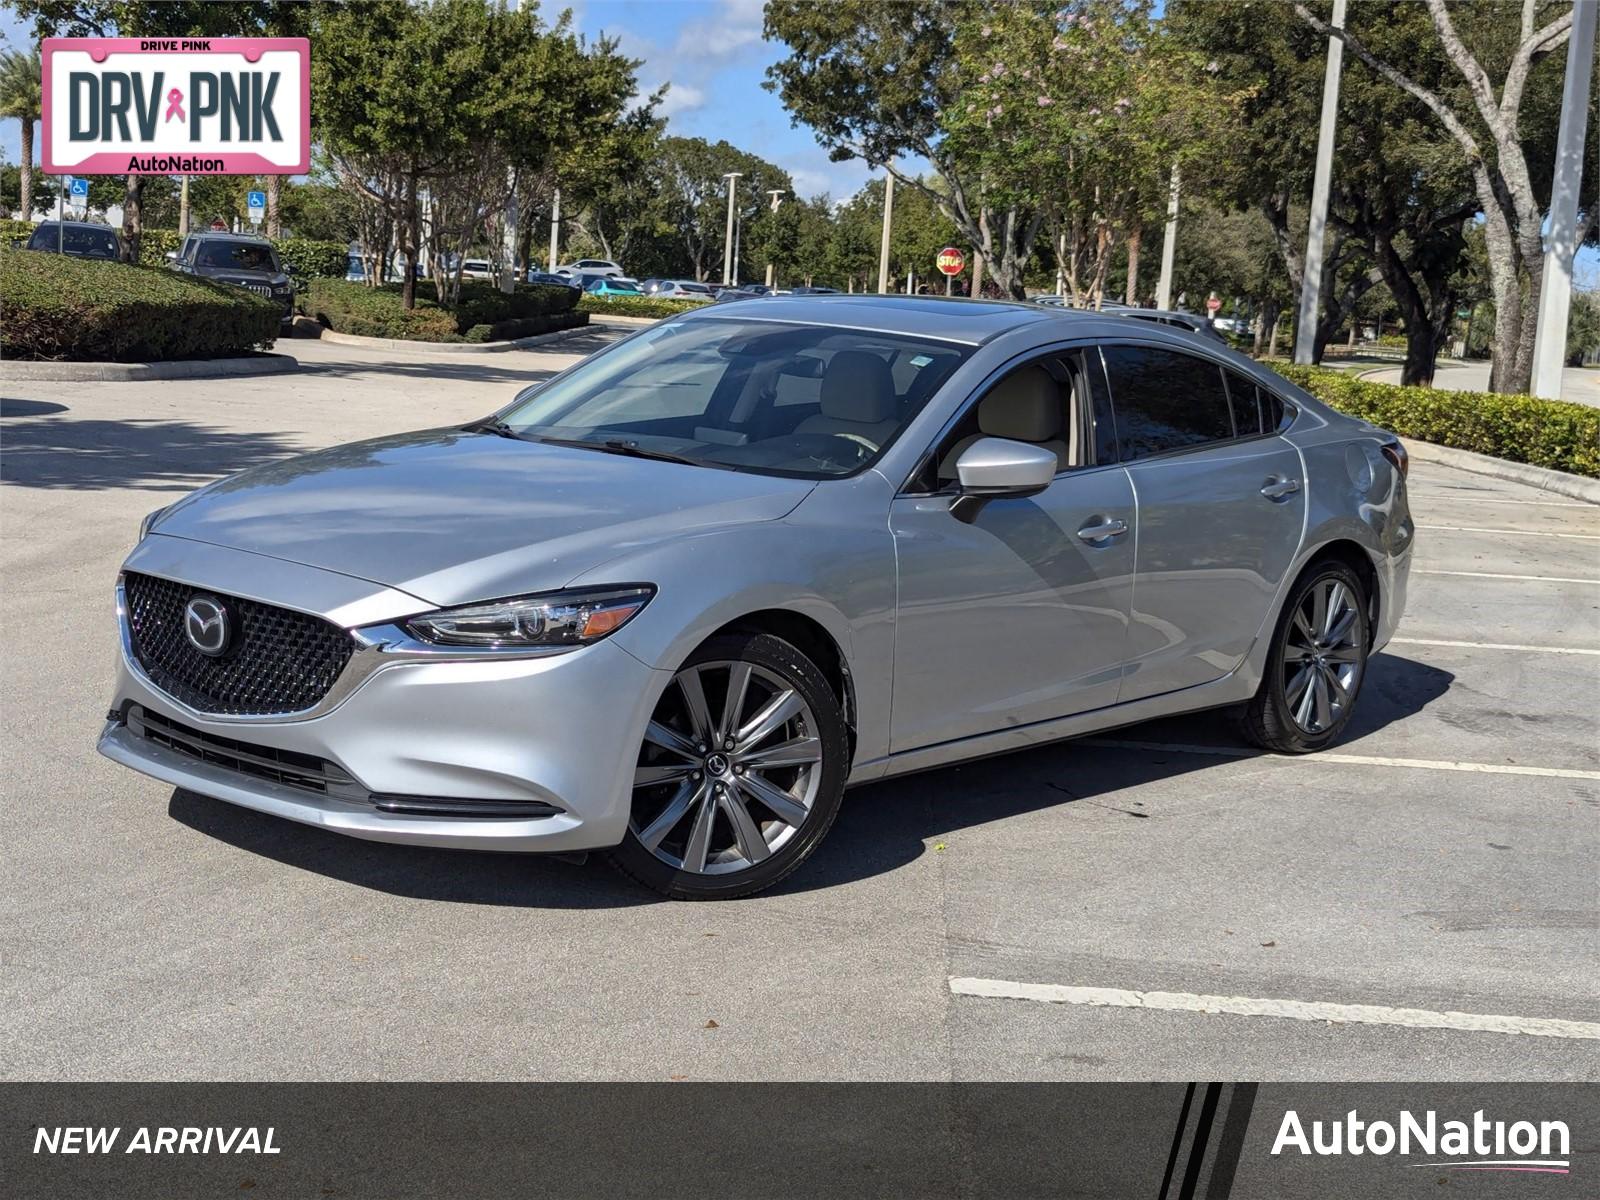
{"left": 1076, "top": 517, "right": 1129, "bottom": 543}
{"left": 1260, "top": 477, "right": 1301, "bottom": 500}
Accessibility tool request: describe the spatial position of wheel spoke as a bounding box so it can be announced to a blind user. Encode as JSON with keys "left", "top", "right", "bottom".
{"left": 1321, "top": 583, "right": 1347, "bottom": 639}
{"left": 717, "top": 662, "right": 752, "bottom": 745}
{"left": 644, "top": 720, "right": 698, "bottom": 760}
{"left": 1323, "top": 644, "right": 1363, "bottom": 664}
{"left": 1311, "top": 671, "right": 1333, "bottom": 731}
{"left": 636, "top": 780, "right": 699, "bottom": 852}
{"left": 1326, "top": 666, "right": 1353, "bottom": 709}
{"left": 1309, "top": 586, "right": 1328, "bottom": 639}
{"left": 681, "top": 785, "right": 718, "bottom": 873}
{"left": 720, "top": 790, "right": 771, "bottom": 864}
{"left": 736, "top": 689, "right": 804, "bottom": 752}
{"left": 1324, "top": 605, "right": 1358, "bottom": 648}
{"left": 678, "top": 667, "right": 716, "bottom": 747}
{"left": 634, "top": 762, "right": 694, "bottom": 789}
{"left": 740, "top": 736, "right": 822, "bottom": 771}
{"left": 1293, "top": 668, "right": 1318, "bottom": 728}
{"left": 1292, "top": 610, "right": 1318, "bottom": 649}
{"left": 1285, "top": 663, "right": 1314, "bottom": 707}
{"left": 737, "top": 771, "right": 809, "bottom": 828}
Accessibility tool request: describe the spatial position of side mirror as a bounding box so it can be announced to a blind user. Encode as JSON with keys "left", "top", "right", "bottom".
{"left": 950, "top": 437, "right": 1057, "bottom": 523}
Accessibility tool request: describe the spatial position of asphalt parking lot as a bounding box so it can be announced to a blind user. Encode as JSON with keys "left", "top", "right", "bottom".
{"left": 2, "top": 333, "right": 1596, "bottom": 1082}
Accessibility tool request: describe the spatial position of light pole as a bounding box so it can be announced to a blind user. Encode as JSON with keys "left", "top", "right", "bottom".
{"left": 1155, "top": 162, "right": 1180, "bottom": 310}
{"left": 1531, "top": 0, "right": 1597, "bottom": 398}
{"left": 766, "top": 189, "right": 785, "bottom": 288}
{"left": 1293, "top": 0, "right": 1347, "bottom": 364}
{"left": 877, "top": 171, "right": 895, "bottom": 295}
{"left": 547, "top": 187, "right": 561, "bottom": 274}
{"left": 722, "top": 172, "right": 742, "bottom": 286}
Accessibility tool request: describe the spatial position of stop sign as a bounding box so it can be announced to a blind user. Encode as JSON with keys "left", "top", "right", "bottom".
{"left": 1206, "top": 295, "right": 1222, "bottom": 313}
{"left": 936, "top": 246, "right": 965, "bottom": 276}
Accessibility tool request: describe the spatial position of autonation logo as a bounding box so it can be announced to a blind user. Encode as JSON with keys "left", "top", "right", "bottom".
{"left": 1272, "top": 1109, "right": 1571, "bottom": 1175}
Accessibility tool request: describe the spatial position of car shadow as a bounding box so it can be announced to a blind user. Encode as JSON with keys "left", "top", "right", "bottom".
{"left": 165, "top": 653, "right": 1453, "bottom": 907}
{"left": 0, "top": 397, "right": 69, "bottom": 418}
{"left": 0, "top": 412, "right": 302, "bottom": 491}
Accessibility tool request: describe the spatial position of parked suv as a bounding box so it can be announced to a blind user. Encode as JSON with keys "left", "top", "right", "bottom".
{"left": 27, "top": 220, "right": 123, "bottom": 261}
{"left": 170, "top": 232, "right": 295, "bottom": 324}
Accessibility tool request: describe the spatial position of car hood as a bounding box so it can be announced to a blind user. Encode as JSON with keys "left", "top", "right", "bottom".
{"left": 151, "top": 428, "right": 816, "bottom": 608}
{"left": 207, "top": 270, "right": 290, "bottom": 287}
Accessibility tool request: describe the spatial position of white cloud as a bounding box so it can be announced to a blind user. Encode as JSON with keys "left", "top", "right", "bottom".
{"left": 672, "top": 0, "right": 765, "bottom": 62}
{"left": 654, "top": 82, "right": 707, "bottom": 119}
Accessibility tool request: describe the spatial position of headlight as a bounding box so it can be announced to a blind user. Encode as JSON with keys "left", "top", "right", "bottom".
{"left": 139, "top": 504, "right": 171, "bottom": 539}
{"left": 404, "top": 585, "right": 654, "bottom": 648}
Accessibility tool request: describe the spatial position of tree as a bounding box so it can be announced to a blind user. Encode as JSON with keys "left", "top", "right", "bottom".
{"left": 1568, "top": 288, "right": 1600, "bottom": 365}
{"left": 654, "top": 137, "right": 790, "bottom": 282}
{"left": 0, "top": 48, "right": 41, "bottom": 219}
{"left": 1292, "top": 0, "right": 1594, "bottom": 393}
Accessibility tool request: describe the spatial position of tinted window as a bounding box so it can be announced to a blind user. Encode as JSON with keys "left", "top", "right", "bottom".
{"left": 195, "top": 240, "right": 278, "bottom": 271}
{"left": 1102, "top": 346, "right": 1235, "bottom": 461}
{"left": 1223, "top": 371, "right": 1289, "bottom": 435}
{"left": 30, "top": 225, "right": 118, "bottom": 257}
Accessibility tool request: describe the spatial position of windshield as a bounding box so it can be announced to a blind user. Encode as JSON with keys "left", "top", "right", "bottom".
{"left": 32, "top": 226, "right": 118, "bottom": 256}
{"left": 196, "top": 241, "right": 279, "bottom": 272}
{"left": 498, "top": 318, "right": 970, "bottom": 479}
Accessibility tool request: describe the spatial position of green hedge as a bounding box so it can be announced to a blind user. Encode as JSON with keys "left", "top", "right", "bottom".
{"left": 576, "top": 294, "right": 704, "bottom": 319}
{"left": 1, "top": 247, "right": 280, "bottom": 362}
{"left": 302, "top": 278, "right": 585, "bottom": 342}
{"left": 1, "top": 217, "right": 36, "bottom": 247}
{"left": 1273, "top": 363, "right": 1600, "bottom": 479}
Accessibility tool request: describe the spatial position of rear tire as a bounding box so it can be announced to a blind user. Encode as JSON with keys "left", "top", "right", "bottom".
{"left": 1239, "top": 561, "right": 1369, "bottom": 754}
{"left": 608, "top": 632, "right": 848, "bottom": 900}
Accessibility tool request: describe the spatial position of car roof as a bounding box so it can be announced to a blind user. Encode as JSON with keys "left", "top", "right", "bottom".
{"left": 189, "top": 230, "right": 273, "bottom": 243}
{"left": 34, "top": 220, "right": 116, "bottom": 231}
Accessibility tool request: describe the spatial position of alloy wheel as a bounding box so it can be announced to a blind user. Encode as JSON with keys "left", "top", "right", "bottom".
{"left": 630, "top": 660, "right": 824, "bottom": 875}
{"left": 1282, "top": 578, "right": 1365, "bottom": 735}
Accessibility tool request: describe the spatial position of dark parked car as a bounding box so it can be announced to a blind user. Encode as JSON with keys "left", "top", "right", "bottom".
{"left": 170, "top": 232, "right": 295, "bottom": 324}
{"left": 527, "top": 270, "right": 578, "bottom": 288}
{"left": 26, "top": 221, "right": 123, "bottom": 261}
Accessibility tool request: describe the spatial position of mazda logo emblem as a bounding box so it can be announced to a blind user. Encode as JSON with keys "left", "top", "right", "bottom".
{"left": 183, "top": 595, "right": 230, "bottom": 656}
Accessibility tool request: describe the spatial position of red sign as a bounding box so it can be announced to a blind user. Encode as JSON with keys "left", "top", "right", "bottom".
{"left": 936, "top": 246, "right": 965, "bottom": 276}
{"left": 1206, "top": 295, "right": 1222, "bottom": 313}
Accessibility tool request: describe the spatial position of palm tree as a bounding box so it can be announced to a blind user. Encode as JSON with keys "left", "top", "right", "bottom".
{"left": 0, "top": 48, "right": 42, "bottom": 218}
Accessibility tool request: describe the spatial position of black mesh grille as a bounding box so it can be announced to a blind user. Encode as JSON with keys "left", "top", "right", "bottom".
{"left": 123, "top": 572, "right": 355, "bottom": 716}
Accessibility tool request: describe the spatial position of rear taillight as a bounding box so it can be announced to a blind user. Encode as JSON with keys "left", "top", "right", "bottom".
{"left": 1381, "top": 439, "right": 1408, "bottom": 478}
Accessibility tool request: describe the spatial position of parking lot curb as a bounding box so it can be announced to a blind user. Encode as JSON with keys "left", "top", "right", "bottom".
{"left": 307, "top": 322, "right": 596, "bottom": 355}
{"left": 0, "top": 353, "right": 301, "bottom": 382}
{"left": 585, "top": 314, "right": 661, "bottom": 328}
{"left": 1407, "top": 440, "right": 1600, "bottom": 504}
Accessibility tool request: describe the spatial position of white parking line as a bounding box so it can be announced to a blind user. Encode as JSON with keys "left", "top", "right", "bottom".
{"left": 947, "top": 978, "right": 1600, "bottom": 1040}
{"left": 1412, "top": 569, "right": 1600, "bottom": 585}
{"left": 1417, "top": 524, "right": 1600, "bottom": 540}
{"left": 1081, "top": 738, "right": 1600, "bottom": 780}
{"left": 1389, "top": 637, "right": 1600, "bottom": 656}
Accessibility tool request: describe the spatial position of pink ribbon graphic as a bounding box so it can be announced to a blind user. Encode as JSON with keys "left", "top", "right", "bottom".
{"left": 164, "top": 88, "right": 185, "bottom": 123}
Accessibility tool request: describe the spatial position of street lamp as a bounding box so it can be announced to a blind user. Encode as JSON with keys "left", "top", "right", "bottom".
{"left": 877, "top": 170, "right": 895, "bottom": 295}
{"left": 722, "top": 172, "right": 742, "bottom": 286}
{"left": 766, "top": 189, "right": 786, "bottom": 287}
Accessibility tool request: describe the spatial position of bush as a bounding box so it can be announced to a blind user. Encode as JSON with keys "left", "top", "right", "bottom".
{"left": 576, "top": 293, "right": 705, "bottom": 319}
{"left": 1272, "top": 363, "right": 1600, "bottom": 479}
{"left": 302, "top": 278, "right": 586, "bottom": 342}
{"left": 1, "top": 247, "right": 280, "bottom": 362}
{"left": 275, "top": 237, "right": 352, "bottom": 289}
{"left": 0, "top": 217, "right": 35, "bottom": 247}
{"left": 136, "top": 228, "right": 184, "bottom": 266}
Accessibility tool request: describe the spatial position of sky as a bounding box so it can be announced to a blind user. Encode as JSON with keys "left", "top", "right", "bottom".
{"left": 1, "top": 0, "right": 1594, "bottom": 286}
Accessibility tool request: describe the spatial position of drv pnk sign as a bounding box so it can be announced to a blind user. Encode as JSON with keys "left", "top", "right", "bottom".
{"left": 42, "top": 38, "right": 309, "bottom": 176}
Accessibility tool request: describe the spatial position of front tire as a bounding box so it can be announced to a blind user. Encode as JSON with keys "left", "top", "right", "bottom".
{"left": 1240, "top": 561, "right": 1370, "bottom": 754}
{"left": 608, "top": 632, "right": 848, "bottom": 900}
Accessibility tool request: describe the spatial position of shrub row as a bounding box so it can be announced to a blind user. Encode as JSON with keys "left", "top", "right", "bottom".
{"left": 0, "top": 217, "right": 36, "bottom": 246}
{"left": 302, "top": 278, "right": 584, "bottom": 342}
{"left": 576, "top": 294, "right": 706, "bottom": 319}
{"left": 1, "top": 247, "right": 281, "bottom": 362}
{"left": 1273, "top": 363, "right": 1600, "bottom": 479}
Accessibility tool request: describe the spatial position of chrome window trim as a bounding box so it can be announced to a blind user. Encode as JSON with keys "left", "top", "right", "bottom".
{"left": 115, "top": 577, "right": 578, "bottom": 726}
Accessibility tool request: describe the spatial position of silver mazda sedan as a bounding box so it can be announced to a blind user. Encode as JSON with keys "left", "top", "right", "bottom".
{"left": 100, "top": 296, "right": 1413, "bottom": 899}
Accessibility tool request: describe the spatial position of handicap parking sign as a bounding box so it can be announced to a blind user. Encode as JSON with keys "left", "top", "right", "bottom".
{"left": 247, "top": 190, "right": 266, "bottom": 225}
{"left": 247, "top": 190, "right": 266, "bottom": 209}
{"left": 68, "top": 177, "right": 89, "bottom": 199}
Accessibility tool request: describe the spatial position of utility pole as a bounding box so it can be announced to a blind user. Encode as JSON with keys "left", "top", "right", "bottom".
{"left": 722, "top": 172, "right": 742, "bottom": 285}
{"left": 178, "top": 175, "right": 191, "bottom": 236}
{"left": 1155, "top": 162, "right": 1180, "bottom": 310}
{"left": 501, "top": 179, "right": 519, "bottom": 293}
{"left": 1294, "top": 0, "right": 1346, "bottom": 364}
{"left": 876, "top": 172, "right": 895, "bottom": 294}
{"left": 547, "top": 188, "right": 561, "bottom": 274}
{"left": 765, "top": 189, "right": 785, "bottom": 288}
{"left": 1531, "top": 0, "right": 1597, "bottom": 399}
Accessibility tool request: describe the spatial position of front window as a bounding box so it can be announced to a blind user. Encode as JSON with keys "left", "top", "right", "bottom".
{"left": 195, "top": 240, "right": 279, "bottom": 272}
{"left": 497, "top": 318, "right": 971, "bottom": 479}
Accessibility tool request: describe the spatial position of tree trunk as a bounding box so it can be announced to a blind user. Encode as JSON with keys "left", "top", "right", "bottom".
{"left": 1400, "top": 324, "right": 1440, "bottom": 387}
{"left": 121, "top": 175, "right": 145, "bottom": 263}
{"left": 400, "top": 174, "right": 419, "bottom": 310}
{"left": 18, "top": 118, "right": 33, "bottom": 216}
{"left": 1124, "top": 222, "right": 1141, "bottom": 305}
{"left": 265, "top": 174, "right": 282, "bottom": 238}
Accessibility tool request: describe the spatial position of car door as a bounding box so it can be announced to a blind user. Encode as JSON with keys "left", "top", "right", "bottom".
{"left": 1101, "top": 343, "right": 1306, "bottom": 703}
{"left": 889, "top": 349, "right": 1137, "bottom": 753}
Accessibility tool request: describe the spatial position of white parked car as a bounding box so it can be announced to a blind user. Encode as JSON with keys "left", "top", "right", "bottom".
{"left": 555, "top": 258, "right": 624, "bottom": 279}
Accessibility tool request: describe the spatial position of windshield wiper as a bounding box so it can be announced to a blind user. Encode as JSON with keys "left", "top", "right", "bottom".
{"left": 537, "top": 435, "right": 700, "bottom": 466}
{"left": 465, "top": 417, "right": 523, "bottom": 440}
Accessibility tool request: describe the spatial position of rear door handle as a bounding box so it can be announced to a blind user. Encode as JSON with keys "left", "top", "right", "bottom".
{"left": 1076, "top": 517, "right": 1129, "bottom": 543}
{"left": 1260, "top": 477, "right": 1301, "bottom": 500}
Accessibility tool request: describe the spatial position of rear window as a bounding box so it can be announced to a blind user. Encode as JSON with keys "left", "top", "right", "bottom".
{"left": 30, "top": 225, "right": 118, "bottom": 256}
{"left": 1102, "top": 345, "right": 1235, "bottom": 461}
{"left": 1224, "top": 370, "right": 1288, "bottom": 435}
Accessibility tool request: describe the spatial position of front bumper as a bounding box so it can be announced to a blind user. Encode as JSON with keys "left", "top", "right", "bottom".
{"left": 100, "top": 565, "right": 672, "bottom": 853}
